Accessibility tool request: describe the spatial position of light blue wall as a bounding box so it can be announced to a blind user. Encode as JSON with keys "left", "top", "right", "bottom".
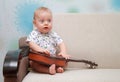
{"left": 1, "top": 0, "right": 120, "bottom": 82}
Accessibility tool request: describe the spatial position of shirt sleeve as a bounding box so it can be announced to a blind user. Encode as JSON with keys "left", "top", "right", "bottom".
{"left": 52, "top": 32, "right": 63, "bottom": 45}
{"left": 26, "top": 30, "right": 38, "bottom": 43}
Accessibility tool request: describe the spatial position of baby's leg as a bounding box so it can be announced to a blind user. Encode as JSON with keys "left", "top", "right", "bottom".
{"left": 30, "top": 61, "right": 56, "bottom": 75}
{"left": 56, "top": 67, "right": 64, "bottom": 73}
{"left": 30, "top": 61, "right": 49, "bottom": 73}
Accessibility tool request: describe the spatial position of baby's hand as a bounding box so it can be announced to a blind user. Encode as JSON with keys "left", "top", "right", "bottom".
{"left": 58, "top": 52, "right": 70, "bottom": 59}
{"left": 41, "top": 49, "right": 50, "bottom": 56}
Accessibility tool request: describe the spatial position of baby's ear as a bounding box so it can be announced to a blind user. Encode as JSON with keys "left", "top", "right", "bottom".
{"left": 33, "top": 20, "right": 35, "bottom": 24}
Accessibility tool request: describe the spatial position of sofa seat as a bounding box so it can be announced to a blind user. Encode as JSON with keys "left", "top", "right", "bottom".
{"left": 22, "top": 69, "right": 120, "bottom": 82}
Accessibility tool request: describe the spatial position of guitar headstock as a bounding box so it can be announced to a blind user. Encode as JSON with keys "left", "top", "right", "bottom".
{"left": 85, "top": 60, "right": 98, "bottom": 69}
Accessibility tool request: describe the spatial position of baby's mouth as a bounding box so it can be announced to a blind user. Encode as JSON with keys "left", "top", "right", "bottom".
{"left": 44, "top": 27, "right": 49, "bottom": 30}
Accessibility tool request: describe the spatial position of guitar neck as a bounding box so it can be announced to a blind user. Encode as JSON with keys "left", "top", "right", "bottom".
{"left": 67, "top": 58, "right": 98, "bottom": 67}
{"left": 68, "top": 58, "right": 89, "bottom": 63}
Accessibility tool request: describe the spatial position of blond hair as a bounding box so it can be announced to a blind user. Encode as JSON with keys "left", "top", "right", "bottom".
{"left": 33, "top": 7, "right": 52, "bottom": 19}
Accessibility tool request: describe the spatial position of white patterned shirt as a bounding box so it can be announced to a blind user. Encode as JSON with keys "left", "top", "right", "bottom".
{"left": 26, "top": 29, "right": 63, "bottom": 56}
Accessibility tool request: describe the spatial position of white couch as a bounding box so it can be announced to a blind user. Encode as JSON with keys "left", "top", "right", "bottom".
{"left": 3, "top": 13, "right": 120, "bottom": 82}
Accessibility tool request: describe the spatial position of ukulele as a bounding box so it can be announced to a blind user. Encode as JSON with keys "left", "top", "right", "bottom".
{"left": 29, "top": 51, "right": 98, "bottom": 69}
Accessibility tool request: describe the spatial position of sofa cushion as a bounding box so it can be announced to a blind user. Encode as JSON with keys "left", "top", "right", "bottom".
{"left": 22, "top": 69, "right": 120, "bottom": 82}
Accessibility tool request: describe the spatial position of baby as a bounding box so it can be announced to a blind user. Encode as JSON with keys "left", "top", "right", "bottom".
{"left": 26, "top": 7, "right": 70, "bottom": 75}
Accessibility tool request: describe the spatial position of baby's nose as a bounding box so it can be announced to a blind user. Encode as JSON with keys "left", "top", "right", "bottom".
{"left": 44, "top": 21, "right": 48, "bottom": 24}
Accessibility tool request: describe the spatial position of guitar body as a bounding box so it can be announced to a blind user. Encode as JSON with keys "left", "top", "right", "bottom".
{"left": 29, "top": 52, "right": 67, "bottom": 67}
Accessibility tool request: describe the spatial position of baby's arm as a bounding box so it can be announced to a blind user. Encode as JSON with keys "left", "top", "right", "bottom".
{"left": 28, "top": 41, "right": 50, "bottom": 55}
{"left": 58, "top": 42, "right": 70, "bottom": 59}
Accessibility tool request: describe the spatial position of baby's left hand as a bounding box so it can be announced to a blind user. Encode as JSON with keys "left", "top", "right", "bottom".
{"left": 58, "top": 52, "right": 70, "bottom": 59}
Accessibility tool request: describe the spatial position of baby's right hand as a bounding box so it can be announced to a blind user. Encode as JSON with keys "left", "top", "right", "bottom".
{"left": 42, "top": 49, "right": 50, "bottom": 56}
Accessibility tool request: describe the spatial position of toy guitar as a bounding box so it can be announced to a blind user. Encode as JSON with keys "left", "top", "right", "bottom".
{"left": 29, "top": 51, "right": 98, "bottom": 69}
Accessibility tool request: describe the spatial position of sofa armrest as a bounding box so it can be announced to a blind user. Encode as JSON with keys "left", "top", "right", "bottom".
{"left": 3, "top": 48, "right": 30, "bottom": 82}
{"left": 19, "top": 36, "right": 28, "bottom": 49}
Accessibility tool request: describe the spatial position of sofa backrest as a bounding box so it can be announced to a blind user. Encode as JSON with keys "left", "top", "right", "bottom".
{"left": 52, "top": 13, "right": 120, "bottom": 69}
{"left": 19, "top": 13, "right": 120, "bottom": 69}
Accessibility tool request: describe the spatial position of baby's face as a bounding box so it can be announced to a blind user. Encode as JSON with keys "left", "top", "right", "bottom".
{"left": 34, "top": 11, "right": 52, "bottom": 33}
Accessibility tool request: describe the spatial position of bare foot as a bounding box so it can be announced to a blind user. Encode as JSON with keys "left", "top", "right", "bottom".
{"left": 56, "top": 67, "right": 64, "bottom": 73}
{"left": 49, "top": 64, "right": 56, "bottom": 75}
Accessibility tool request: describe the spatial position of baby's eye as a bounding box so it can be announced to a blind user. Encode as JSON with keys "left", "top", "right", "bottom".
{"left": 48, "top": 19, "right": 51, "bottom": 22}
{"left": 39, "top": 20, "right": 44, "bottom": 23}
